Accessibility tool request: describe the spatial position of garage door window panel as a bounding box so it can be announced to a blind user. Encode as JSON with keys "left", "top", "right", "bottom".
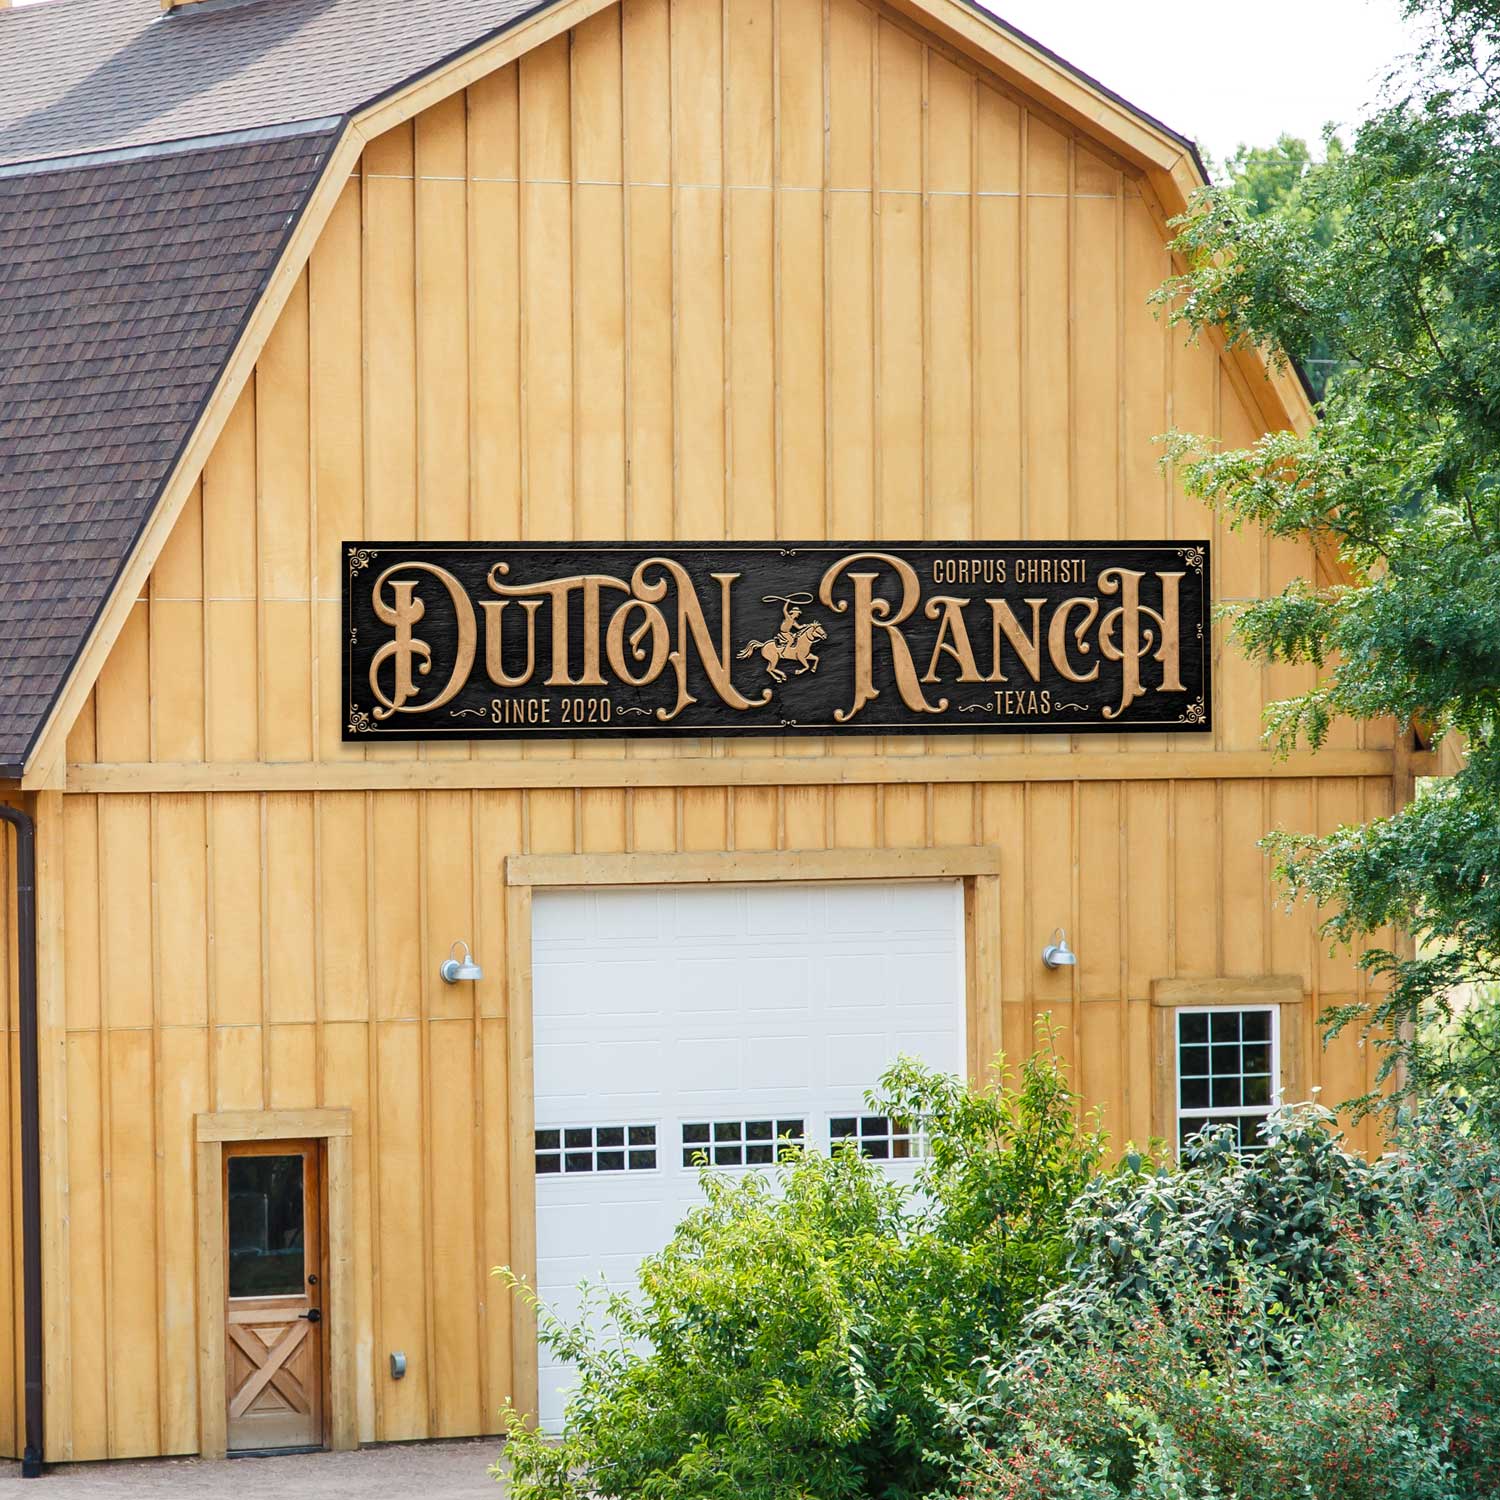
{"left": 830, "top": 1114, "right": 929, "bottom": 1161}
{"left": 536, "top": 1124, "right": 659, "bottom": 1175}
{"left": 682, "top": 1118, "right": 806, "bottom": 1168}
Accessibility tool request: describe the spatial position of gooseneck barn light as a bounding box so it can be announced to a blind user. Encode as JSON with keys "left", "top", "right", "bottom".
{"left": 1042, "top": 928, "right": 1077, "bottom": 969}
{"left": 439, "top": 940, "right": 484, "bottom": 984}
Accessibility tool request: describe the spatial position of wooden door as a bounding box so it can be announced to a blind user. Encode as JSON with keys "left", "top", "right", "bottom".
{"left": 224, "top": 1141, "right": 324, "bottom": 1452}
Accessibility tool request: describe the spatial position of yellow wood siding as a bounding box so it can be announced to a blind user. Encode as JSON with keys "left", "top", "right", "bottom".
{"left": 63, "top": 0, "right": 1379, "bottom": 778}
{"left": 15, "top": 0, "right": 1396, "bottom": 1462}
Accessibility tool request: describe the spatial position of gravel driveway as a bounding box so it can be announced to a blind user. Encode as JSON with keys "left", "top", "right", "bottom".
{"left": 0, "top": 1439, "right": 505, "bottom": 1498}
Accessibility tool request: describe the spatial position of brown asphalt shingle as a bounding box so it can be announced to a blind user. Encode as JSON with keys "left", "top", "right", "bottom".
{"left": 0, "top": 0, "right": 548, "bottom": 169}
{"left": 0, "top": 0, "right": 549, "bottom": 773}
{"left": 0, "top": 132, "right": 336, "bottom": 771}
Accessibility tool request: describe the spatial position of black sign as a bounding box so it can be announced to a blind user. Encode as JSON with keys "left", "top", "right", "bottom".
{"left": 342, "top": 541, "right": 1210, "bottom": 740}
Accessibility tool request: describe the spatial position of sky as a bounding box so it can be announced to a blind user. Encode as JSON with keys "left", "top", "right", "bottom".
{"left": 988, "top": 0, "right": 1420, "bottom": 168}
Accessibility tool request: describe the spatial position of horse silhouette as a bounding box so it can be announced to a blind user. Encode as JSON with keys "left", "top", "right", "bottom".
{"left": 736, "top": 621, "right": 828, "bottom": 684}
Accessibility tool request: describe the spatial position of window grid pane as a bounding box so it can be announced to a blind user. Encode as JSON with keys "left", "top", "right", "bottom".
{"left": 829, "top": 1114, "right": 930, "bottom": 1161}
{"left": 682, "top": 1118, "right": 806, "bottom": 1168}
{"left": 1176, "top": 1006, "right": 1277, "bottom": 1152}
{"left": 536, "top": 1123, "right": 659, "bottom": 1175}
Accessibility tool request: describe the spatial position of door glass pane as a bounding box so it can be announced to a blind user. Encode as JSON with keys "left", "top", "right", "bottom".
{"left": 228, "top": 1154, "right": 305, "bottom": 1298}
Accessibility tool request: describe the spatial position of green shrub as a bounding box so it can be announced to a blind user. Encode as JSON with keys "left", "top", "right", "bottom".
{"left": 1339, "top": 1203, "right": 1500, "bottom": 1495}
{"left": 956, "top": 1111, "right": 1500, "bottom": 1500}
{"left": 499, "top": 1038, "right": 1105, "bottom": 1500}
{"left": 1024, "top": 1103, "right": 1389, "bottom": 1352}
{"left": 959, "top": 1315, "right": 1461, "bottom": 1500}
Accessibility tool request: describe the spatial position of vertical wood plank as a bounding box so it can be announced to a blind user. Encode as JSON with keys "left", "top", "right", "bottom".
{"left": 107, "top": 1031, "right": 159, "bottom": 1456}
{"left": 469, "top": 67, "right": 525, "bottom": 545}
{"left": 974, "top": 84, "right": 1021, "bottom": 541}
{"left": 1172, "top": 780, "right": 1219, "bottom": 977}
{"left": 157, "top": 1027, "right": 208, "bottom": 1454}
{"left": 522, "top": 40, "right": 575, "bottom": 544}
{"left": 66, "top": 1034, "right": 105, "bottom": 1458}
{"left": 573, "top": 11, "right": 628, "bottom": 542}
{"left": 778, "top": 0, "right": 825, "bottom": 540}
{"left": 320, "top": 1023, "right": 376, "bottom": 1441}
{"left": 195, "top": 1142, "right": 226, "bottom": 1460}
{"left": 374, "top": 1021, "right": 430, "bottom": 1437}
{"left": 504, "top": 883, "right": 537, "bottom": 1422}
{"left": 427, "top": 1019, "right": 481, "bottom": 1435}
{"left": 623, "top": 0, "right": 674, "bottom": 540}
{"left": 310, "top": 178, "right": 366, "bottom": 763}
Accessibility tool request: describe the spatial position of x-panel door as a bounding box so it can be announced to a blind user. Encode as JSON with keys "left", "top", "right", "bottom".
{"left": 223, "top": 1140, "right": 325, "bottom": 1452}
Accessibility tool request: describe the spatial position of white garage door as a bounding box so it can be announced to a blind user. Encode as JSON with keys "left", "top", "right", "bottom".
{"left": 531, "top": 878, "right": 965, "bottom": 1429}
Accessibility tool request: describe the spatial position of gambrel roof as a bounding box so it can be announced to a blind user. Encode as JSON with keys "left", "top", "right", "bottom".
{"left": 0, "top": 0, "right": 1311, "bottom": 780}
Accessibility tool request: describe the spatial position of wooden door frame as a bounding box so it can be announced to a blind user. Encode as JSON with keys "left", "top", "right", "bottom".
{"left": 195, "top": 1108, "right": 357, "bottom": 1459}
{"left": 501, "top": 846, "right": 1003, "bottom": 1423}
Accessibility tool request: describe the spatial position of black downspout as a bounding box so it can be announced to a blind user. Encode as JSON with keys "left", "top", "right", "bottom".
{"left": 0, "top": 804, "right": 43, "bottom": 1477}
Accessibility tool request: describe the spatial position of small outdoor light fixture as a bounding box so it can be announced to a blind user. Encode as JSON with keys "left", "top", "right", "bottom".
{"left": 439, "top": 940, "right": 484, "bottom": 984}
{"left": 1042, "top": 928, "right": 1077, "bottom": 969}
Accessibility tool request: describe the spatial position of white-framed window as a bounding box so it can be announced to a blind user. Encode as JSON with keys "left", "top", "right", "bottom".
{"left": 829, "top": 1114, "right": 929, "bottom": 1161}
{"left": 681, "top": 1118, "right": 807, "bottom": 1169}
{"left": 535, "top": 1123, "right": 660, "bottom": 1175}
{"left": 1175, "top": 1005, "right": 1279, "bottom": 1153}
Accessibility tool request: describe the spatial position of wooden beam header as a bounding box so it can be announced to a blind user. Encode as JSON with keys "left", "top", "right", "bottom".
{"left": 506, "top": 846, "right": 1004, "bottom": 888}
{"left": 63, "top": 747, "right": 1415, "bottom": 796}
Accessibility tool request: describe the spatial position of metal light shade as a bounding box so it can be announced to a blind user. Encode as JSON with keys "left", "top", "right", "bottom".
{"left": 439, "top": 940, "right": 484, "bottom": 984}
{"left": 1042, "top": 928, "right": 1077, "bottom": 969}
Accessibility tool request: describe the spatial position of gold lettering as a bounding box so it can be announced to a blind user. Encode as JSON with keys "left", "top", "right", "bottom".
{"left": 605, "top": 598, "right": 670, "bottom": 687}
{"left": 1097, "top": 568, "right": 1184, "bottom": 719}
{"left": 920, "top": 596, "right": 984, "bottom": 683}
{"left": 368, "top": 563, "right": 476, "bottom": 718}
{"left": 630, "top": 559, "right": 770, "bottom": 720}
{"left": 486, "top": 566, "right": 629, "bottom": 686}
{"left": 986, "top": 597, "right": 1046, "bottom": 682}
{"left": 480, "top": 598, "right": 543, "bottom": 687}
{"left": 1047, "top": 596, "right": 1100, "bottom": 684}
{"left": 819, "top": 553, "right": 946, "bottom": 720}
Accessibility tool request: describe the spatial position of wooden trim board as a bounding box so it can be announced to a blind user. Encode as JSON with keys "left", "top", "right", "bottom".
{"left": 507, "top": 847, "right": 1004, "bottom": 888}
{"left": 1150, "top": 975, "right": 1304, "bottom": 1008}
{"left": 195, "top": 1108, "right": 357, "bottom": 1460}
{"left": 197, "top": 1108, "right": 353, "bottom": 1143}
{"left": 63, "top": 748, "right": 1417, "bottom": 796}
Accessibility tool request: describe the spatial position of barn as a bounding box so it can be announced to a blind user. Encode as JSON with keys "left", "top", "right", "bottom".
{"left": 0, "top": 0, "right": 1414, "bottom": 1470}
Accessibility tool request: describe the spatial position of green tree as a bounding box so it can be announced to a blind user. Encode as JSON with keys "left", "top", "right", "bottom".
{"left": 1218, "top": 133, "right": 1346, "bottom": 395}
{"left": 1154, "top": 0, "right": 1500, "bottom": 1121}
{"left": 1220, "top": 133, "right": 1344, "bottom": 238}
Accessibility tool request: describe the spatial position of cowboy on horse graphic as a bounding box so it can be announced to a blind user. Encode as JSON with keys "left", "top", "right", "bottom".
{"left": 737, "top": 593, "right": 828, "bottom": 685}
{"left": 774, "top": 596, "right": 804, "bottom": 649}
